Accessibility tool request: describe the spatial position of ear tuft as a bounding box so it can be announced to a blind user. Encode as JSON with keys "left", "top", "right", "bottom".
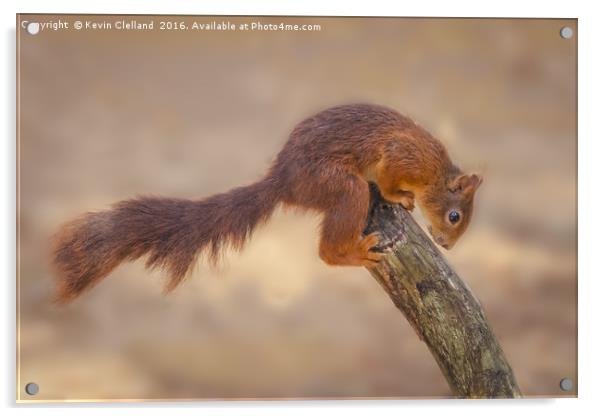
{"left": 447, "top": 174, "right": 468, "bottom": 193}
{"left": 470, "top": 173, "right": 483, "bottom": 189}
{"left": 447, "top": 173, "right": 483, "bottom": 194}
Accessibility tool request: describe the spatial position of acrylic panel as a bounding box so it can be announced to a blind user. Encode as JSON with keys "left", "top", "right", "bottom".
{"left": 16, "top": 15, "right": 577, "bottom": 401}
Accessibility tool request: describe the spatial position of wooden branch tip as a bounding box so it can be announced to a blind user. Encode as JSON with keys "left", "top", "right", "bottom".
{"left": 363, "top": 183, "right": 521, "bottom": 398}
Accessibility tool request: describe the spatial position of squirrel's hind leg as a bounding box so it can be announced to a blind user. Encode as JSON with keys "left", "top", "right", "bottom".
{"left": 317, "top": 175, "right": 382, "bottom": 268}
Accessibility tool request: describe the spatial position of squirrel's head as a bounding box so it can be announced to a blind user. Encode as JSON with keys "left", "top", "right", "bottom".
{"left": 421, "top": 173, "right": 483, "bottom": 250}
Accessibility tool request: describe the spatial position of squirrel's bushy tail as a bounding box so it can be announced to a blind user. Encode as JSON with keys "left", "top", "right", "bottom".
{"left": 52, "top": 178, "right": 280, "bottom": 302}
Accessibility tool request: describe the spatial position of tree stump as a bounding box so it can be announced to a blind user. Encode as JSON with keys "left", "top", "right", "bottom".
{"left": 363, "top": 183, "right": 521, "bottom": 398}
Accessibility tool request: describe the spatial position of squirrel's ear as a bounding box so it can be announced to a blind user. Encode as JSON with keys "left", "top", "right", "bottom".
{"left": 472, "top": 174, "right": 483, "bottom": 190}
{"left": 447, "top": 173, "right": 483, "bottom": 194}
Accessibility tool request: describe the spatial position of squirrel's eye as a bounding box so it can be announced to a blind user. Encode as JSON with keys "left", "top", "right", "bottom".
{"left": 449, "top": 210, "right": 461, "bottom": 224}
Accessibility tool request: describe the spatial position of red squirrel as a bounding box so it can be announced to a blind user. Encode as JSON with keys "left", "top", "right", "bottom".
{"left": 52, "top": 104, "right": 482, "bottom": 302}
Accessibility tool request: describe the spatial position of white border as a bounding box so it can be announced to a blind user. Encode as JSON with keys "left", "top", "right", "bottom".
{"left": 3, "top": 0, "right": 600, "bottom": 414}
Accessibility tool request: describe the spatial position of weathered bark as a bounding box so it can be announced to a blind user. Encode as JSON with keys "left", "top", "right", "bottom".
{"left": 363, "top": 183, "right": 521, "bottom": 398}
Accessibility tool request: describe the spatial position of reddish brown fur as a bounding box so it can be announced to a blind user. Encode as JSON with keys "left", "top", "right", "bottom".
{"left": 52, "top": 103, "right": 481, "bottom": 302}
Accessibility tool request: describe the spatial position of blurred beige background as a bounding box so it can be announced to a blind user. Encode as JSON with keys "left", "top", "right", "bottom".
{"left": 17, "top": 15, "right": 576, "bottom": 400}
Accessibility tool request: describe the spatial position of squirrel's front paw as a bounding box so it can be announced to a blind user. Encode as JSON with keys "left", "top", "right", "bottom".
{"left": 398, "top": 191, "right": 415, "bottom": 211}
{"left": 382, "top": 189, "right": 415, "bottom": 211}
